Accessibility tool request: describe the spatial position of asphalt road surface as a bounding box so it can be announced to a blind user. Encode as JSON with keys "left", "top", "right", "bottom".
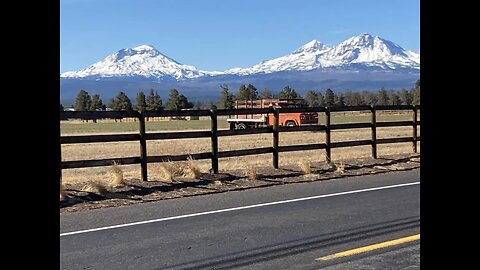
{"left": 60, "top": 169, "right": 420, "bottom": 270}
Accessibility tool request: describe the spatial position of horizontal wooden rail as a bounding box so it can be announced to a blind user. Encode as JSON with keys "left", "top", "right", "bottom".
{"left": 376, "top": 121, "right": 413, "bottom": 128}
{"left": 331, "top": 140, "right": 372, "bottom": 148}
{"left": 330, "top": 123, "right": 372, "bottom": 130}
{"left": 217, "top": 127, "right": 272, "bottom": 136}
{"left": 146, "top": 131, "right": 211, "bottom": 140}
{"left": 329, "top": 105, "right": 372, "bottom": 112}
{"left": 279, "top": 143, "right": 327, "bottom": 152}
{"left": 218, "top": 147, "right": 273, "bottom": 158}
{"left": 147, "top": 152, "right": 212, "bottom": 163}
{"left": 61, "top": 156, "right": 140, "bottom": 169}
{"left": 278, "top": 125, "right": 326, "bottom": 132}
{"left": 376, "top": 137, "right": 414, "bottom": 144}
{"left": 61, "top": 134, "right": 139, "bottom": 144}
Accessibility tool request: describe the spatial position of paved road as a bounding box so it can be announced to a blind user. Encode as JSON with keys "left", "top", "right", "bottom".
{"left": 60, "top": 169, "right": 420, "bottom": 269}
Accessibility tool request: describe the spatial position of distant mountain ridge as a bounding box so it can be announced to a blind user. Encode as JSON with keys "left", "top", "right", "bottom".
{"left": 60, "top": 33, "right": 419, "bottom": 103}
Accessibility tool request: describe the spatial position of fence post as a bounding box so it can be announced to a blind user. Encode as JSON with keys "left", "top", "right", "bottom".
{"left": 273, "top": 108, "right": 279, "bottom": 169}
{"left": 325, "top": 107, "right": 331, "bottom": 163}
{"left": 138, "top": 113, "right": 148, "bottom": 182}
{"left": 210, "top": 109, "right": 219, "bottom": 174}
{"left": 413, "top": 106, "right": 418, "bottom": 153}
{"left": 371, "top": 106, "right": 377, "bottom": 159}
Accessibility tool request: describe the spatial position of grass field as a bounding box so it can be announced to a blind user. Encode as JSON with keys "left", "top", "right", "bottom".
{"left": 61, "top": 112, "right": 419, "bottom": 135}
{"left": 61, "top": 112, "right": 420, "bottom": 186}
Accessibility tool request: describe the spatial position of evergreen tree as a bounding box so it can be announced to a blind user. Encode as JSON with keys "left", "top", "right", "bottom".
{"left": 246, "top": 84, "right": 258, "bottom": 100}
{"left": 135, "top": 91, "right": 147, "bottom": 112}
{"left": 259, "top": 88, "right": 273, "bottom": 99}
{"left": 74, "top": 90, "right": 91, "bottom": 111}
{"left": 388, "top": 90, "right": 401, "bottom": 105}
{"left": 398, "top": 88, "right": 413, "bottom": 105}
{"left": 362, "top": 91, "right": 378, "bottom": 106}
{"left": 90, "top": 94, "right": 104, "bottom": 111}
{"left": 235, "top": 84, "right": 249, "bottom": 101}
{"left": 146, "top": 89, "right": 163, "bottom": 111}
{"left": 334, "top": 93, "right": 346, "bottom": 106}
{"left": 324, "top": 88, "right": 335, "bottom": 107}
{"left": 165, "top": 89, "right": 192, "bottom": 110}
{"left": 277, "top": 86, "right": 299, "bottom": 99}
{"left": 111, "top": 91, "right": 133, "bottom": 111}
{"left": 218, "top": 84, "right": 235, "bottom": 109}
{"left": 304, "top": 90, "right": 323, "bottom": 107}
{"left": 412, "top": 80, "right": 420, "bottom": 105}
{"left": 345, "top": 91, "right": 363, "bottom": 106}
{"left": 377, "top": 87, "right": 389, "bottom": 105}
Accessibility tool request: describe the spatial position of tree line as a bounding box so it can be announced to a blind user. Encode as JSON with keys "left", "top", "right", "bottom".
{"left": 62, "top": 80, "right": 420, "bottom": 113}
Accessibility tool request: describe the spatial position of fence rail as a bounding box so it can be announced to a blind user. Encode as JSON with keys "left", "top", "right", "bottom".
{"left": 60, "top": 105, "right": 420, "bottom": 183}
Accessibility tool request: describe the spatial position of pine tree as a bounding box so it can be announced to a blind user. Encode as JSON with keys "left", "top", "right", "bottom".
{"left": 398, "top": 88, "right": 413, "bottom": 105}
{"left": 304, "top": 90, "right": 323, "bottom": 107}
{"left": 218, "top": 84, "right": 235, "bottom": 109}
{"left": 259, "top": 88, "right": 273, "bottom": 99}
{"left": 74, "top": 90, "right": 91, "bottom": 111}
{"left": 377, "top": 87, "right": 389, "bottom": 105}
{"left": 277, "top": 86, "right": 299, "bottom": 99}
{"left": 146, "top": 89, "right": 163, "bottom": 111}
{"left": 136, "top": 91, "right": 147, "bottom": 112}
{"left": 362, "top": 91, "right": 378, "bottom": 106}
{"left": 111, "top": 91, "right": 133, "bottom": 111}
{"left": 388, "top": 90, "right": 401, "bottom": 105}
{"left": 90, "top": 94, "right": 104, "bottom": 111}
{"left": 412, "top": 80, "right": 420, "bottom": 105}
{"left": 235, "top": 84, "right": 249, "bottom": 101}
{"left": 324, "top": 88, "right": 335, "bottom": 107}
{"left": 165, "top": 89, "right": 191, "bottom": 111}
{"left": 344, "top": 91, "right": 363, "bottom": 106}
{"left": 334, "top": 93, "right": 346, "bottom": 106}
{"left": 246, "top": 84, "right": 258, "bottom": 100}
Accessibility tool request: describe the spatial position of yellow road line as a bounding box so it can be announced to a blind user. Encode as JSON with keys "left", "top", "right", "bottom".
{"left": 316, "top": 234, "right": 420, "bottom": 261}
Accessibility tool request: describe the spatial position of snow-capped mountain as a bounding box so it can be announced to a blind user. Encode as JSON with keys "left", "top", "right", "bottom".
{"left": 60, "top": 45, "right": 215, "bottom": 80}
{"left": 225, "top": 40, "right": 330, "bottom": 75}
{"left": 61, "top": 33, "right": 419, "bottom": 80}
{"left": 225, "top": 33, "right": 419, "bottom": 75}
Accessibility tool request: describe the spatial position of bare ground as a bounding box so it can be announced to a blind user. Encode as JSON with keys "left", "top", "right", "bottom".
{"left": 60, "top": 153, "right": 420, "bottom": 214}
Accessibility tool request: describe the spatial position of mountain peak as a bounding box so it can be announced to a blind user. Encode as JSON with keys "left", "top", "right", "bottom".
{"left": 133, "top": 44, "right": 157, "bottom": 51}
{"left": 294, "top": 40, "right": 328, "bottom": 54}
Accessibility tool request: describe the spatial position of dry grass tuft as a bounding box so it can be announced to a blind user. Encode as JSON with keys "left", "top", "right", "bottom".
{"left": 82, "top": 181, "right": 107, "bottom": 195}
{"left": 244, "top": 166, "right": 257, "bottom": 180}
{"left": 298, "top": 160, "right": 312, "bottom": 174}
{"left": 182, "top": 156, "right": 202, "bottom": 179}
{"left": 212, "top": 180, "right": 222, "bottom": 186}
{"left": 335, "top": 162, "right": 346, "bottom": 173}
{"left": 110, "top": 161, "right": 124, "bottom": 187}
{"left": 157, "top": 160, "right": 184, "bottom": 183}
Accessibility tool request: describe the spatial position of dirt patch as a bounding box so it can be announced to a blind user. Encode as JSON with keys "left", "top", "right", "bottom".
{"left": 60, "top": 153, "right": 420, "bottom": 213}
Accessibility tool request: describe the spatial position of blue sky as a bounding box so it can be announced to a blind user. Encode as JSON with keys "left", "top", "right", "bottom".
{"left": 60, "top": 0, "right": 419, "bottom": 73}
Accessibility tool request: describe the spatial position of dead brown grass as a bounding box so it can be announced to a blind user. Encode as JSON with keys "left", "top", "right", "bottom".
{"left": 61, "top": 125, "right": 420, "bottom": 186}
{"left": 110, "top": 162, "right": 124, "bottom": 187}
{"left": 298, "top": 159, "right": 312, "bottom": 174}
{"left": 182, "top": 156, "right": 202, "bottom": 179}
{"left": 244, "top": 165, "right": 257, "bottom": 180}
{"left": 82, "top": 181, "right": 107, "bottom": 195}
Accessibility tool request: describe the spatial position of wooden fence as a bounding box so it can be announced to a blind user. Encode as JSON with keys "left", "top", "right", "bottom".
{"left": 60, "top": 105, "right": 420, "bottom": 183}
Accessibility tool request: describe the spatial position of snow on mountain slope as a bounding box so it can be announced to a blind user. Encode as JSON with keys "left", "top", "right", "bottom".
{"left": 224, "top": 40, "right": 330, "bottom": 75}
{"left": 60, "top": 45, "right": 215, "bottom": 80}
{"left": 60, "top": 34, "right": 419, "bottom": 80}
{"left": 226, "top": 34, "right": 419, "bottom": 75}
